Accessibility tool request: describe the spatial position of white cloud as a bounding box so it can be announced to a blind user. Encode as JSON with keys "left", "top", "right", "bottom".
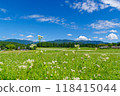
{"left": 22, "top": 15, "right": 44, "bottom": 19}
{"left": 109, "top": 8, "right": 114, "bottom": 12}
{"left": 106, "top": 33, "right": 118, "bottom": 40}
{"left": 12, "top": 34, "right": 16, "bottom": 36}
{"left": 81, "top": 0, "right": 98, "bottom": 13}
{"left": 109, "top": 29, "right": 117, "bottom": 32}
{"left": 20, "top": 39, "right": 24, "bottom": 40}
{"left": 93, "top": 37, "right": 98, "bottom": 38}
{"left": 101, "top": 0, "right": 120, "bottom": 10}
{"left": 2, "top": 36, "right": 6, "bottom": 39}
{"left": 66, "top": 0, "right": 99, "bottom": 13}
{"left": 22, "top": 14, "right": 79, "bottom": 30}
{"left": 99, "top": 38, "right": 104, "bottom": 40}
{"left": 20, "top": 34, "right": 24, "bottom": 37}
{"left": 94, "top": 31, "right": 107, "bottom": 34}
{"left": 65, "top": 0, "right": 120, "bottom": 13}
{"left": 0, "top": 8, "right": 7, "bottom": 13}
{"left": 0, "top": 17, "right": 12, "bottom": 21}
{"left": 36, "top": 17, "right": 60, "bottom": 23}
{"left": 67, "top": 34, "right": 72, "bottom": 36}
{"left": 26, "top": 35, "right": 33, "bottom": 38}
{"left": 27, "top": 39, "right": 31, "bottom": 41}
{"left": 65, "top": 0, "right": 69, "bottom": 4}
{"left": 99, "top": 3, "right": 109, "bottom": 9}
{"left": 76, "top": 36, "right": 91, "bottom": 41}
{"left": 90, "top": 20, "right": 120, "bottom": 29}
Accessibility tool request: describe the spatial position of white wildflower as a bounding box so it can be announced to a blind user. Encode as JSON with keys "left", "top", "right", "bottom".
{"left": 106, "top": 57, "right": 109, "bottom": 60}
{"left": 0, "top": 68, "right": 2, "bottom": 71}
{"left": 81, "top": 57, "right": 84, "bottom": 60}
{"left": 72, "top": 77, "right": 80, "bottom": 80}
{"left": 65, "top": 53, "right": 68, "bottom": 56}
{"left": 98, "top": 74, "right": 101, "bottom": 77}
{"left": 71, "top": 69, "right": 75, "bottom": 72}
{"left": 84, "top": 54, "right": 89, "bottom": 56}
{"left": 18, "top": 65, "right": 27, "bottom": 69}
{"left": 44, "top": 62, "right": 46, "bottom": 64}
{"left": 74, "top": 44, "right": 80, "bottom": 49}
{"left": 29, "top": 44, "right": 37, "bottom": 49}
{"left": 63, "top": 77, "right": 69, "bottom": 80}
{"left": 0, "top": 62, "right": 3, "bottom": 65}
{"left": 35, "top": 51, "right": 39, "bottom": 53}
{"left": 29, "top": 63, "right": 33, "bottom": 69}
{"left": 88, "top": 56, "right": 90, "bottom": 58}
{"left": 96, "top": 64, "right": 100, "bottom": 68}
{"left": 82, "top": 67, "right": 86, "bottom": 70}
{"left": 72, "top": 51, "right": 75, "bottom": 54}
{"left": 47, "top": 71, "right": 49, "bottom": 74}
{"left": 84, "top": 54, "right": 90, "bottom": 58}
{"left": 23, "top": 59, "right": 34, "bottom": 64}
{"left": 72, "top": 58, "right": 75, "bottom": 61}
{"left": 40, "top": 50, "right": 43, "bottom": 53}
{"left": 55, "top": 71, "right": 57, "bottom": 74}
{"left": 52, "top": 60, "right": 57, "bottom": 64}
{"left": 48, "top": 62, "right": 52, "bottom": 64}
{"left": 57, "top": 66, "right": 60, "bottom": 69}
{"left": 94, "top": 74, "right": 96, "bottom": 78}
{"left": 101, "top": 54, "right": 106, "bottom": 56}
{"left": 63, "top": 61, "right": 68, "bottom": 64}
{"left": 78, "top": 70, "right": 82, "bottom": 73}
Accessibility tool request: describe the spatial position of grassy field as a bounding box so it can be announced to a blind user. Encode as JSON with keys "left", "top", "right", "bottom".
{"left": 0, "top": 47, "right": 120, "bottom": 80}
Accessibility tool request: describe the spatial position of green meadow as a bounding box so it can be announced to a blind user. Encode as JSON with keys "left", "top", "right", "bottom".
{"left": 0, "top": 48, "right": 120, "bottom": 80}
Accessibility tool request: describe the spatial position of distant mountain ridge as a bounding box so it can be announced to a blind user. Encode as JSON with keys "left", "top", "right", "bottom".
{"left": 4, "top": 39, "right": 36, "bottom": 45}
{"left": 49, "top": 39, "right": 107, "bottom": 44}
{"left": 1, "top": 39, "right": 108, "bottom": 44}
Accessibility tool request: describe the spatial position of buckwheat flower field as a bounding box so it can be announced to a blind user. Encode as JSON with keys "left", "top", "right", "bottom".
{"left": 0, "top": 48, "right": 120, "bottom": 80}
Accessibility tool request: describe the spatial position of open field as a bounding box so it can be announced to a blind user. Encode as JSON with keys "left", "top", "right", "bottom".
{"left": 0, "top": 47, "right": 120, "bottom": 80}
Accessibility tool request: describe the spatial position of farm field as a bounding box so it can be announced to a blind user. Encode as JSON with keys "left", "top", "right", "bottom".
{"left": 0, "top": 47, "right": 120, "bottom": 80}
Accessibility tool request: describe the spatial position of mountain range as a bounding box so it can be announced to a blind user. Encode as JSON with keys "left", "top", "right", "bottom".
{"left": 0, "top": 39, "right": 107, "bottom": 45}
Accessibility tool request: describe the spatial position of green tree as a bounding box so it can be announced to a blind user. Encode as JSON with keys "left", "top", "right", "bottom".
{"left": 6, "top": 44, "right": 16, "bottom": 50}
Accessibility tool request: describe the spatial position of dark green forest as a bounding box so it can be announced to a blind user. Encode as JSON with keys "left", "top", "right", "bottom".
{"left": 0, "top": 41, "right": 120, "bottom": 50}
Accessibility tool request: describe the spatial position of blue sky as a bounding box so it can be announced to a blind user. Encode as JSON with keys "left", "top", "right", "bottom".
{"left": 0, "top": 0, "right": 120, "bottom": 42}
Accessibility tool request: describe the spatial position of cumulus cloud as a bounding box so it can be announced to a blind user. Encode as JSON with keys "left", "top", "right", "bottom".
{"left": 93, "top": 37, "right": 98, "bottom": 38}
{"left": 109, "top": 29, "right": 117, "bottom": 32}
{"left": 106, "top": 33, "right": 118, "bottom": 40}
{"left": 99, "top": 38, "right": 104, "bottom": 40}
{"left": 0, "top": 8, "right": 7, "bottom": 13}
{"left": 20, "top": 34, "right": 24, "bottom": 37}
{"left": 90, "top": 20, "right": 120, "bottom": 29}
{"left": 101, "top": 0, "right": 120, "bottom": 10}
{"left": 67, "top": 34, "right": 72, "bottom": 36}
{"left": 65, "top": 0, "right": 120, "bottom": 13}
{"left": 76, "top": 36, "right": 91, "bottom": 41}
{"left": 0, "top": 17, "right": 12, "bottom": 21}
{"left": 22, "top": 14, "right": 79, "bottom": 30}
{"left": 94, "top": 31, "right": 107, "bottom": 34}
{"left": 26, "top": 35, "right": 33, "bottom": 38}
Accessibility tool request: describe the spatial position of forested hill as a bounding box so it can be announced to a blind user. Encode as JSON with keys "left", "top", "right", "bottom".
{"left": 4, "top": 39, "right": 36, "bottom": 44}
{"left": 48, "top": 39, "right": 107, "bottom": 44}
{"left": 0, "top": 39, "right": 107, "bottom": 45}
{"left": 0, "top": 41, "right": 26, "bottom": 49}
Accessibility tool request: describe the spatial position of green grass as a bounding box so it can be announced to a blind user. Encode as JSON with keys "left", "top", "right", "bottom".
{"left": 0, "top": 47, "right": 120, "bottom": 80}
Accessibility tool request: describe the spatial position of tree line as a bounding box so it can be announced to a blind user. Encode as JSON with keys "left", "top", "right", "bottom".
{"left": 0, "top": 41, "right": 120, "bottom": 50}
{"left": 37, "top": 42, "right": 120, "bottom": 48}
